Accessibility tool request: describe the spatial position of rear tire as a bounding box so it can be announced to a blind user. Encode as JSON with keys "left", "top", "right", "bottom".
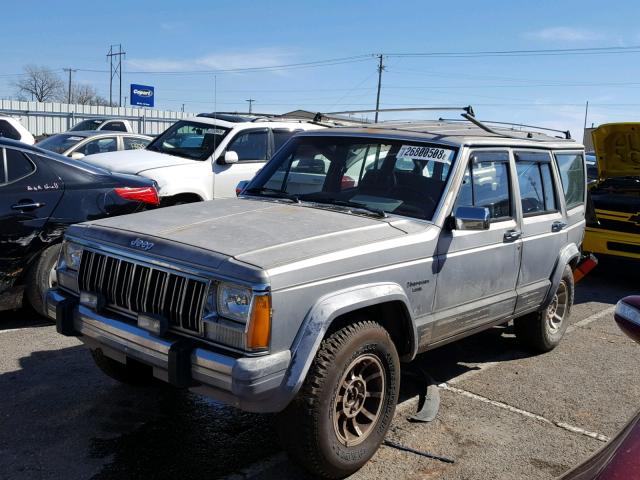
{"left": 25, "top": 243, "right": 61, "bottom": 319}
{"left": 277, "top": 321, "right": 400, "bottom": 479}
{"left": 91, "top": 349, "right": 154, "bottom": 386}
{"left": 514, "top": 264, "right": 574, "bottom": 352}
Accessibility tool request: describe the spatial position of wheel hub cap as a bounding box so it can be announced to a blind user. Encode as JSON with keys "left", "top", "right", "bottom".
{"left": 333, "top": 354, "right": 385, "bottom": 447}
{"left": 547, "top": 280, "right": 568, "bottom": 334}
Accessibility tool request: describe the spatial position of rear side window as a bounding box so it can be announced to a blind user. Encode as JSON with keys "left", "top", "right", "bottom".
{"left": 0, "top": 119, "right": 21, "bottom": 140}
{"left": 515, "top": 151, "right": 558, "bottom": 216}
{"left": 2, "top": 148, "right": 35, "bottom": 183}
{"left": 273, "top": 129, "right": 301, "bottom": 152}
{"left": 123, "top": 136, "right": 151, "bottom": 150}
{"left": 103, "top": 121, "right": 127, "bottom": 132}
{"left": 554, "top": 153, "right": 585, "bottom": 209}
{"left": 455, "top": 151, "right": 511, "bottom": 220}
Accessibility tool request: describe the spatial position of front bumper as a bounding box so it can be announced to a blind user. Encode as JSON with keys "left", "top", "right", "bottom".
{"left": 583, "top": 227, "right": 640, "bottom": 260}
{"left": 47, "top": 289, "right": 292, "bottom": 413}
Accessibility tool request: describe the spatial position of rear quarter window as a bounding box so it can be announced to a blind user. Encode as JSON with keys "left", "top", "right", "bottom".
{"left": 554, "top": 153, "right": 585, "bottom": 209}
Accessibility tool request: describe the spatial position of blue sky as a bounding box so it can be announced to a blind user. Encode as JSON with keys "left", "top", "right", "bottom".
{"left": 2, "top": 0, "right": 640, "bottom": 139}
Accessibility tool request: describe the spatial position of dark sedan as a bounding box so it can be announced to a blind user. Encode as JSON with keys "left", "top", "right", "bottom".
{"left": 560, "top": 295, "right": 640, "bottom": 479}
{"left": 0, "top": 138, "right": 159, "bottom": 317}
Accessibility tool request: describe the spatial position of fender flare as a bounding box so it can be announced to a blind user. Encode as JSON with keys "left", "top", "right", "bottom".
{"left": 542, "top": 243, "right": 580, "bottom": 308}
{"left": 274, "top": 282, "right": 416, "bottom": 410}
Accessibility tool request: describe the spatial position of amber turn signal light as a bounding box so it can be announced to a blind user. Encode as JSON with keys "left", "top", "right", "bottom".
{"left": 247, "top": 295, "right": 271, "bottom": 350}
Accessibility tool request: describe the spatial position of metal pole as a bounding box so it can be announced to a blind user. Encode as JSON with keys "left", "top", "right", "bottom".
{"left": 108, "top": 46, "right": 113, "bottom": 106}
{"left": 119, "top": 44, "right": 122, "bottom": 107}
{"left": 583, "top": 101, "right": 589, "bottom": 131}
{"left": 63, "top": 68, "right": 74, "bottom": 104}
{"left": 374, "top": 54, "right": 384, "bottom": 123}
{"left": 246, "top": 98, "right": 254, "bottom": 113}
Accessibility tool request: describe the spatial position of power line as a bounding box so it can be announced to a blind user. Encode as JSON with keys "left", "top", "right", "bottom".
{"left": 384, "top": 45, "right": 640, "bottom": 58}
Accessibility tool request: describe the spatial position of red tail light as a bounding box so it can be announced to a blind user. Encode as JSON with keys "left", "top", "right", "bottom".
{"left": 114, "top": 186, "right": 160, "bottom": 206}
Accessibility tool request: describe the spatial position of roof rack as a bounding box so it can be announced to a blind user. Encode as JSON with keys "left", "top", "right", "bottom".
{"left": 312, "top": 106, "right": 572, "bottom": 142}
{"left": 438, "top": 117, "right": 572, "bottom": 140}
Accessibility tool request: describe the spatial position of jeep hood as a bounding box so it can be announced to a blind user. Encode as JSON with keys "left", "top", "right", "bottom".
{"left": 592, "top": 123, "right": 640, "bottom": 179}
{"left": 81, "top": 198, "right": 415, "bottom": 269}
{"left": 81, "top": 149, "right": 194, "bottom": 175}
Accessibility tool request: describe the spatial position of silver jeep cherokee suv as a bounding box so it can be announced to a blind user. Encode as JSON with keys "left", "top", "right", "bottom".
{"left": 49, "top": 114, "right": 587, "bottom": 478}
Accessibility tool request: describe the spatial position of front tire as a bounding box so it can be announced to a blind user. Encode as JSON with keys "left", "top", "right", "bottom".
{"left": 514, "top": 264, "right": 574, "bottom": 352}
{"left": 277, "top": 321, "right": 400, "bottom": 479}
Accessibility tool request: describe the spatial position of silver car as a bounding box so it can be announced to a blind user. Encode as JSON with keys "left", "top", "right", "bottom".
{"left": 48, "top": 115, "right": 587, "bottom": 478}
{"left": 36, "top": 131, "right": 152, "bottom": 159}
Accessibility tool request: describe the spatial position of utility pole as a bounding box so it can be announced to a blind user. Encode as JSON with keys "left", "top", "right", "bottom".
{"left": 107, "top": 44, "right": 126, "bottom": 107}
{"left": 63, "top": 68, "right": 76, "bottom": 104}
{"left": 181, "top": 103, "right": 185, "bottom": 113}
{"left": 374, "top": 54, "right": 385, "bottom": 123}
{"left": 246, "top": 98, "right": 255, "bottom": 113}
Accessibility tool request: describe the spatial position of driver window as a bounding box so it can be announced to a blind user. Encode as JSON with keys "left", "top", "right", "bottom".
{"left": 226, "top": 130, "right": 268, "bottom": 161}
{"left": 454, "top": 151, "right": 511, "bottom": 220}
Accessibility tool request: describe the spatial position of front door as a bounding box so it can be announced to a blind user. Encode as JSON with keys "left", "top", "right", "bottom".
{"left": 513, "top": 150, "right": 567, "bottom": 314}
{"left": 213, "top": 128, "right": 269, "bottom": 198}
{"left": 0, "top": 147, "right": 62, "bottom": 293}
{"left": 432, "top": 149, "right": 521, "bottom": 340}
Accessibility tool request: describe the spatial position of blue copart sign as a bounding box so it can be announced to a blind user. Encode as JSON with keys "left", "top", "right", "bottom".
{"left": 130, "top": 84, "right": 154, "bottom": 107}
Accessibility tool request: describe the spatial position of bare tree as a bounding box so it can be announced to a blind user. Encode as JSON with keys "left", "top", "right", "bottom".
{"left": 13, "top": 65, "right": 63, "bottom": 102}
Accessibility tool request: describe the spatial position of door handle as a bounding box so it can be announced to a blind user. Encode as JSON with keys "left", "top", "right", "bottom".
{"left": 504, "top": 229, "right": 522, "bottom": 241}
{"left": 11, "top": 202, "right": 45, "bottom": 211}
{"left": 552, "top": 221, "right": 567, "bottom": 232}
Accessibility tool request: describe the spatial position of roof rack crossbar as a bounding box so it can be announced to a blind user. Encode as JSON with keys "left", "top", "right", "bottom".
{"left": 323, "top": 106, "right": 475, "bottom": 116}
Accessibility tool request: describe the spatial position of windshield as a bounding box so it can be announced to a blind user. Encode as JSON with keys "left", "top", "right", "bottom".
{"left": 70, "top": 119, "right": 104, "bottom": 131}
{"left": 247, "top": 136, "right": 457, "bottom": 220}
{"left": 146, "top": 120, "right": 230, "bottom": 160}
{"left": 37, "top": 134, "right": 86, "bottom": 154}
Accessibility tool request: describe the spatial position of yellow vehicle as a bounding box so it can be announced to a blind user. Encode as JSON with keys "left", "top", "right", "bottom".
{"left": 584, "top": 123, "right": 640, "bottom": 259}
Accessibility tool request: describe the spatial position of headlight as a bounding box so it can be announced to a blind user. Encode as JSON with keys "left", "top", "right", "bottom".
{"left": 217, "top": 283, "right": 253, "bottom": 323}
{"left": 62, "top": 241, "right": 83, "bottom": 270}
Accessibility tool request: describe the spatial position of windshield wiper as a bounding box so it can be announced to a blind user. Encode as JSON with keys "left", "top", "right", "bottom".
{"left": 244, "top": 187, "right": 301, "bottom": 203}
{"left": 308, "top": 198, "right": 387, "bottom": 218}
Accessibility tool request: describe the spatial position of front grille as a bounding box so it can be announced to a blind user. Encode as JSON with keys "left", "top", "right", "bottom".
{"left": 78, "top": 250, "right": 208, "bottom": 334}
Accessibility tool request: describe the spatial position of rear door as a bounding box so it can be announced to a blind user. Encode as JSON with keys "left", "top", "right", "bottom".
{"left": 0, "top": 147, "right": 63, "bottom": 292}
{"left": 213, "top": 128, "right": 269, "bottom": 198}
{"left": 513, "top": 150, "right": 567, "bottom": 315}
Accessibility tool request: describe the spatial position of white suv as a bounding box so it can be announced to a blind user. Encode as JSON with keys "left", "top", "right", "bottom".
{"left": 83, "top": 113, "right": 324, "bottom": 204}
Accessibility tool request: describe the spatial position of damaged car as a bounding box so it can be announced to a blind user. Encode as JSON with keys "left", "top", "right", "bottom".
{"left": 0, "top": 138, "right": 159, "bottom": 317}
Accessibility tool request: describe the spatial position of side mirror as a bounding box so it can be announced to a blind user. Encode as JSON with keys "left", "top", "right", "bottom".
{"left": 453, "top": 206, "right": 490, "bottom": 230}
{"left": 70, "top": 152, "right": 85, "bottom": 160}
{"left": 236, "top": 180, "right": 249, "bottom": 196}
{"left": 220, "top": 150, "right": 239, "bottom": 164}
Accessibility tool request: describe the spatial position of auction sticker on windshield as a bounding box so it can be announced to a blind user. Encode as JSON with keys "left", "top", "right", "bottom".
{"left": 397, "top": 145, "right": 453, "bottom": 163}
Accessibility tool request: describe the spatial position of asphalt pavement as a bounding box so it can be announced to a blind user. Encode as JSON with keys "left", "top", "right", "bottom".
{"left": 1, "top": 259, "right": 638, "bottom": 480}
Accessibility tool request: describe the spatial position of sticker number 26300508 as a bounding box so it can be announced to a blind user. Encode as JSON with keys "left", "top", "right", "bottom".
{"left": 397, "top": 145, "right": 453, "bottom": 163}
